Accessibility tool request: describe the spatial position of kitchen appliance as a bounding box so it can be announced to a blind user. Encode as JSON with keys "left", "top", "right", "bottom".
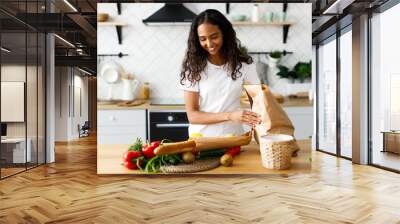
{"left": 1, "top": 123, "right": 7, "bottom": 139}
{"left": 148, "top": 110, "right": 189, "bottom": 142}
{"left": 142, "top": 3, "right": 197, "bottom": 25}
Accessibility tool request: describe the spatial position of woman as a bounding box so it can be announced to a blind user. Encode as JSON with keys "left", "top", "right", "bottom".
{"left": 180, "top": 9, "right": 261, "bottom": 137}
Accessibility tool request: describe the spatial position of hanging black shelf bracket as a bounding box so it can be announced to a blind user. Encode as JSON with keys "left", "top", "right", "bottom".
{"left": 283, "top": 3, "right": 289, "bottom": 44}
{"left": 117, "top": 3, "right": 121, "bottom": 15}
{"left": 283, "top": 25, "right": 290, "bottom": 44}
{"left": 116, "top": 26, "right": 122, "bottom": 44}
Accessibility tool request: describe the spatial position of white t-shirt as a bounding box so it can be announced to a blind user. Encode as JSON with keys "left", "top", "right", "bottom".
{"left": 180, "top": 61, "right": 260, "bottom": 137}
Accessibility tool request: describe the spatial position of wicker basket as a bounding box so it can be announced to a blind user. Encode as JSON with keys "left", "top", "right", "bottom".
{"left": 259, "top": 134, "right": 296, "bottom": 170}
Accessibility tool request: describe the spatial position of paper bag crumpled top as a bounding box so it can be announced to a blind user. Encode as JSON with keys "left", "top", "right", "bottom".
{"left": 244, "top": 84, "right": 300, "bottom": 155}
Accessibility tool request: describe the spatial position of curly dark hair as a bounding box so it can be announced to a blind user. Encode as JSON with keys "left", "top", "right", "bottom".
{"left": 180, "top": 9, "right": 253, "bottom": 86}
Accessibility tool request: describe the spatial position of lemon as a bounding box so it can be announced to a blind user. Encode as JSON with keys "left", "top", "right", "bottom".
{"left": 189, "top": 132, "right": 203, "bottom": 139}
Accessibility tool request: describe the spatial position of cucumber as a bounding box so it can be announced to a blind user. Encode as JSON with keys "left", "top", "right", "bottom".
{"left": 197, "top": 149, "right": 226, "bottom": 159}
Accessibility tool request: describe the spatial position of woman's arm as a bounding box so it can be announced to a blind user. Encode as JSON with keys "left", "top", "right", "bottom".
{"left": 184, "top": 91, "right": 261, "bottom": 127}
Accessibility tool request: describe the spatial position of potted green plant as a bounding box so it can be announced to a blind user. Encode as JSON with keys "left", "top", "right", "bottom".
{"left": 293, "top": 61, "right": 311, "bottom": 82}
{"left": 269, "top": 51, "right": 282, "bottom": 59}
{"left": 267, "top": 51, "right": 282, "bottom": 68}
{"left": 276, "top": 65, "right": 289, "bottom": 78}
{"left": 276, "top": 65, "right": 298, "bottom": 83}
{"left": 288, "top": 70, "right": 298, "bottom": 83}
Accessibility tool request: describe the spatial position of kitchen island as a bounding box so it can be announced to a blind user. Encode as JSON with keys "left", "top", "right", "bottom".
{"left": 97, "top": 140, "right": 311, "bottom": 175}
{"left": 97, "top": 97, "right": 314, "bottom": 144}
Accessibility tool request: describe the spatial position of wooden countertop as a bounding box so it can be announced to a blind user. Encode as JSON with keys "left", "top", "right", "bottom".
{"left": 97, "top": 140, "right": 311, "bottom": 175}
{"left": 97, "top": 97, "right": 312, "bottom": 110}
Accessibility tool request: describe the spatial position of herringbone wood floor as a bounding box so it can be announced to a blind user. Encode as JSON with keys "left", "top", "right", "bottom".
{"left": 1, "top": 135, "right": 400, "bottom": 224}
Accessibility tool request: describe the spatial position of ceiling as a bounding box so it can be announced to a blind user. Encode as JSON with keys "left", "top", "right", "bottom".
{"left": 0, "top": 0, "right": 393, "bottom": 75}
{"left": 0, "top": 0, "right": 97, "bottom": 74}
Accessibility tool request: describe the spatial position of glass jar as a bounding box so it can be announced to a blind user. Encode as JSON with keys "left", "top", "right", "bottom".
{"left": 141, "top": 82, "right": 150, "bottom": 100}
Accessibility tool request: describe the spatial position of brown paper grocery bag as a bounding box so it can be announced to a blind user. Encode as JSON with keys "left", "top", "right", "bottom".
{"left": 244, "top": 84, "right": 299, "bottom": 154}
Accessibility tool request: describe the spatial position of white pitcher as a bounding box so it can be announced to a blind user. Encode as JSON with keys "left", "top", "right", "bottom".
{"left": 121, "top": 79, "right": 140, "bottom": 101}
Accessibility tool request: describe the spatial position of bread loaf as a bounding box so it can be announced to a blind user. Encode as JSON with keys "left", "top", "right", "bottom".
{"left": 154, "top": 140, "right": 196, "bottom": 155}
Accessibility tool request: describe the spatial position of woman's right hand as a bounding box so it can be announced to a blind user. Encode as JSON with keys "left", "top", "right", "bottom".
{"left": 228, "top": 110, "right": 261, "bottom": 127}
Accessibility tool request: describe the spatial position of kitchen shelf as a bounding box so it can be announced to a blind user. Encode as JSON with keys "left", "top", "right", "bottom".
{"left": 232, "top": 21, "right": 294, "bottom": 44}
{"left": 98, "top": 22, "right": 127, "bottom": 45}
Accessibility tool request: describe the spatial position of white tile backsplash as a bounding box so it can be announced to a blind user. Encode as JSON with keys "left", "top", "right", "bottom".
{"left": 97, "top": 3, "right": 311, "bottom": 99}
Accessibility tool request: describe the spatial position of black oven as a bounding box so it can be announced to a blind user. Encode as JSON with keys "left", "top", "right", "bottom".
{"left": 148, "top": 111, "right": 189, "bottom": 142}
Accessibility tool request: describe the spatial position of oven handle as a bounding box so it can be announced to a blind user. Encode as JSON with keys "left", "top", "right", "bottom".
{"left": 155, "top": 123, "right": 189, "bottom": 128}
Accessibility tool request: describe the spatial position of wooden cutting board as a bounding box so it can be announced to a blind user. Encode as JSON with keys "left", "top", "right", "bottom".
{"left": 117, "top": 99, "right": 146, "bottom": 107}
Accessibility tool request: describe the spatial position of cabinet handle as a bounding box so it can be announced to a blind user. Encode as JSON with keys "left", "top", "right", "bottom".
{"left": 155, "top": 123, "right": 189, "bottom": 128}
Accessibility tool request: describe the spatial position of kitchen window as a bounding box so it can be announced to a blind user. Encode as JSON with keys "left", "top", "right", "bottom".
{"left": 339, "top": 27, "right": 352, "bottom": 159}
{"left": 370, "top": 3, "right": 400, "bottom": 172}
{"left": 317, "top": 35, "right": 337, "bottom": 155}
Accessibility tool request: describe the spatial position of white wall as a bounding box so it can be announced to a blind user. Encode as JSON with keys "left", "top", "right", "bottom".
{"left": 1, "top": 65, "right": 36, "bottom": 137}
{"left": 54, "top": 67, "right": 89, "bottom": 141}
{"left": 1, "top": 64, "right": 46, "bottom": 163}
{"left": 98, "top": 3, "right": 312, "bottom": 99}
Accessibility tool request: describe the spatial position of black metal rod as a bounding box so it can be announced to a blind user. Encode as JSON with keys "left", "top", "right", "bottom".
{"left": 98, "top": 53, "right": 129, "bottom": 58}
{"left": 336, "top": 27, "right": 341, "bottom": 157}
{"left": 248, "top": 51, "right": 293, "bottom": 56}
{"left": 367, "top": 11, "right": 373, "bottom": 165}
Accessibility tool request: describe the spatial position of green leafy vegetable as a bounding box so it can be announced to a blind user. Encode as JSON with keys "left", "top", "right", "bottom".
{"left": 142, "top": 154, "right": 182, "bottom": 173}
{"left": 197, "top": 149, "right": 226, "bottom": 159}
{"left": 129, "top": 138, "right": 143, "bottom": 151}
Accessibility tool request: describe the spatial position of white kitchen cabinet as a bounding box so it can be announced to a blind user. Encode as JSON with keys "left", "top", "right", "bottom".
{"left": 97, "top": 109, "right": 146, "bottom": 144}
{"left": 283, "top": 106, "right": 313, "bottom": 140}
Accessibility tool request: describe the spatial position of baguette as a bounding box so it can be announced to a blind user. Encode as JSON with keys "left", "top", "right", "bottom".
{"left": 154, "top": 140, "right": 196, "bottom": 155}
{"left": 194, "top": 131, "right": 252, "bottom": 151}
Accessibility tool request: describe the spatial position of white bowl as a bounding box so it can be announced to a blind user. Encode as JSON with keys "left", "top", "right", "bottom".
{"left": 100, "top": 61, "right": 124, "bottom": 84}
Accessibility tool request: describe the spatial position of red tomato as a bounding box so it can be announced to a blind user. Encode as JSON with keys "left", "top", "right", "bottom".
{"left": 151, "top": 141, "right": 161, "bottom": 148}
{"left": 143, "top": 146, "right": 155, "bottom": 158}
{"left": 123, "top": 150, "right": 142, "bottom": 163}
{"left": 124, "top": 160, "right": 138, "bottom": 170}
{"left": 142, "top": 141, "right": 161, "bottom": 159}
